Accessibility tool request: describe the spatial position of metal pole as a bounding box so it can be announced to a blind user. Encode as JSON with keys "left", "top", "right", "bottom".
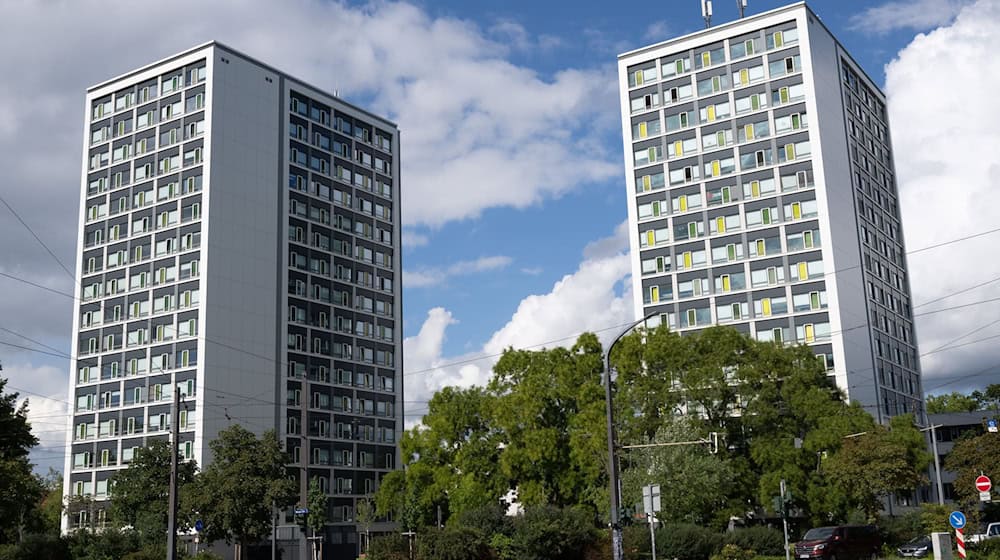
{"left": 781, "top": 479, "right": 790, "bottom": 560}
{"left": 931, "top": 425, "right": 944, "bottom": 505}
{"left": 604, "top": 349, "right": 624, "bottom": 560}
{"left": 272, "top": 501, "right": 278, "bottom": 560}
{"left": 167, "top": 386, "right": 180, "bottom": 560}
{"left": 604, "top": 313, "right": 658, "bottom": 560}
{"left": 649, "top": 515, "right": 658, "bottom": 560}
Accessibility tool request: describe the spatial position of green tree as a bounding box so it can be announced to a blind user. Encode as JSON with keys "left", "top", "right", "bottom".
{"left": 108, "top": 440, "right": 197, "bottom": 542}
{"left": 356, "top": 495, "right": 375, "bottom": 555}
{"left": 612, "top": 325, "right": 874, "bottom": 525}
{"left": 971, "top": 384, "right": 1000, "bottom": 412}
{"left": 0, "top": 457, "right": 43, "bottom": 543}
{"left": 33, "top": 469, "right": 63, "bottom": 537}
{"left": 489, "top": 333, "right": 608, "bottom": 512}
{"left": 621, "top": 416, "right": 733, "bottom": 526}
{"left": 306, "top": 478, "right": 327, "bottom": 560}
{"left": 0, "top": 378, "right": 41, "bottom": 545}
{"left": 944, "top": 431, "right": 1000, "bottom": 526}
{"left": 825, "top": 423, "right": 927, "bottom": 522}
{"left": 926, "top": 392, "right": 980, "bottom": 414}
{"left": 187, "top": 426, "right": 296, "bottom": 560}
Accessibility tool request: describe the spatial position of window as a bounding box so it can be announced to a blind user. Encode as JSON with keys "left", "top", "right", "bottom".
{"left": 701, "top": 129, "right": 733, "bottom": 150}
{"left": 639, "top": 227, "right": 669, "bottom": 248}
{"left": 635, "top": 172, "right": 666, "bottom": 194}
{"left": 697, "top": 74, "right": 730, "bottom": 96}
{"left": 661, "top": 56, "right": 691, "bottom": 78}
{"left": 766, "top": 28, "right": 799, "bottom": 50}
{"left": 735, "top": 93, "right": 767, "bottom": 114}
{"left": 634, "top": 145, "right": 663, "bottom": 166}
{"left": 629, "top": 67, "right": 658, "bottom": 87}
{"left": 667, "top": 138, "right": 698, "bottom": 159}
{"left": 773, "top": 84, "right": 806, "bottom": 106}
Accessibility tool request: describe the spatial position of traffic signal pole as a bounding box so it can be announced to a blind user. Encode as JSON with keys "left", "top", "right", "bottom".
{"left": 167, "top": 386, "right": 180, "bottom": 560}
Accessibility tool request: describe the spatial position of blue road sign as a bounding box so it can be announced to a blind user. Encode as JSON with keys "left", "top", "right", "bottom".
{"left": 294, "top": 507, "right": 309, "bottom": 515}
{"left": 950, "top": 511, "right": 967, "bottom": 529}
{"left": 988, "top": 419, "right": 998, "bottom": 433}
{"left": 194, "top": 519, "right": 204, "bottom": 532}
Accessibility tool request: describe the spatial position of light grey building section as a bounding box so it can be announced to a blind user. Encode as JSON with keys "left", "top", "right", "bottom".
{"left": 617, "top": 2, "right": 922, "bottom": 421}
{"left": 64, "top": 42, "right": 402, "bottom": 558}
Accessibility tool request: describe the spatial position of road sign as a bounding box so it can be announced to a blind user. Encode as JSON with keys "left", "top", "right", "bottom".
{"left": 988, "top": 419, "right": 998, "bottom": 433}
{"left": 950, "top": 511, "right": 967, "bottom": 529}
{"left": 194, "top": 519, "right": 204, "bottom": 532}
{"left": 642, "top": 484, "right": 661, "bottom": 515}
{"left": 976, "top": 475, "right": 992, "bottom": 492}
{"left": 981, "top": 491, "right": 992, "bottom": 502}
{"left": 294, "top": 507, "right": 309, "bottom": 515}
{"left": 957, "top": 528, "right": 966, "bottom": 559}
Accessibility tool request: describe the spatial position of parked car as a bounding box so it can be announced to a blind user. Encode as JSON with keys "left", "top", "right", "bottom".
{"left": 794, "top": 525, "right": 882, "bottom": 560}
{"left": 897, "top": 536, "right": 931, "bottom": 558}
{"left": 969, "top": 522, "right": 1000, "bottom": 544}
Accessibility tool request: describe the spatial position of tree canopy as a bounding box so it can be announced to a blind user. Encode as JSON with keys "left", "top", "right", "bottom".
{"left": 108, "top": 439, "right": 197, "bottom": 541}
{"left": 186, "top": 425, "right": 296, "bottom": 559}
{"left": 926, "top": 384, "right": 1000, "bottom": 413}
{"left": 0, "top": 377, "right": 42, "bottom": 544}
{"left": 377, "top": 325, "right": 927, "bottom": 530}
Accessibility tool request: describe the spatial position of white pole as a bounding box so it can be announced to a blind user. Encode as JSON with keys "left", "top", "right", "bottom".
{"left": 781, "top": 479, "right": 791, "bottom": 560}
{"left": 650, "top": 515, "right": 657, "bottom": 560}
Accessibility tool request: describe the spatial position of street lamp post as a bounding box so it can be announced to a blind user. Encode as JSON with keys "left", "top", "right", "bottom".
{"left": 604, "top": 313, "right": 658, "bottom": 560}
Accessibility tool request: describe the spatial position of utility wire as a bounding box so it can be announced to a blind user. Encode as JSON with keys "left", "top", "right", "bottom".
{"left": 0, "top": 194, "right": 76, "bottom": 281}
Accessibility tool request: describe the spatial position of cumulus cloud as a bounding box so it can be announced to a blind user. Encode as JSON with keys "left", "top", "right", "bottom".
{"left": 850, "top": 0, "right": 973, "bottom": 34}
{"left": 402, "top": 230, "right": 430, "bottom": 248}
{"left": 404, "top": 255, "right": 513, "bottom": 288}
{"left": 886, "top": 0, "right": 1000, "bottom": 391}
{"left": 402, "top": 224, "right": 633, "bottom": 424}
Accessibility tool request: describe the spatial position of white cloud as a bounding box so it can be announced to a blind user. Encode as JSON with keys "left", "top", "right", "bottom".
{"left": 643, "top": 20, "right": 671, "bottom": 42}
{"left": 402, "top": 230, "right": 430, "bottom": 248}
{"left": 885, "top": 0, "right": 1000, "bottom": 390}
{"left": 404, "top": 255, "right": 513, "bottom": 288}
{"left": 850, "top": 0, "right": 973, "bottom": 34}
{"left": 4, "top": 361, "right": 70, "bottom": 472}
{"left": 520, "top": 267, "right": 543, "bottom": 275}
{"left": 402, "top": 224, "right": 633, "bottom": 424}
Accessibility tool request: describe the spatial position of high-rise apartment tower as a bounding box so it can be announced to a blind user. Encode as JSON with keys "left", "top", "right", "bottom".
{"left": 64, "top": 42, "right": 402, "bottom": 558}
{"left": 618, "top": 2, "right": 922, "bottom": 421}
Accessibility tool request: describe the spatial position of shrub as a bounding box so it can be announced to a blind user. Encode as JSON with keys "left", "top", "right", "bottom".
{"left": 879, "top": 510, "right": 922, "bottom": 547}
{"left": 723, "top": 527, "right": 785, "bottom": 556}
{"left": 416, "top": 527, "right": 489, "bottom": 560}
{"left": 711, "top": 543, "right": 756, "bottom": 560}
{"left": 510, "top": 505, "right": 599, "bottom": 560}
{"left": 188, "top": 551, "right": 224, "bottom": 560}
{"left": 971, "top": 537, "right": 1000, "bottom": 560}
{"left": 450, "top": 503, "right": 514, "bottom": 539}
{"left": 0, "top": 544, "right": 16, "bottom": 560}
{"left": 366, "top": 534, "right": 410, "bottom": 560}
{"left": 623, "top": 524, "right": 653, "bottom": 560}
{"left": 655, "top": 523, "right": 723, "bottom": 560}
{"left": 6, "top": 534, "right": 70, "bottom": 560}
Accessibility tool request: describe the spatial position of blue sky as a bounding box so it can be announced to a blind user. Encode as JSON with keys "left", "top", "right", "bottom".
{"left": 0, "top": 0, "right": 996, "bottom": 470}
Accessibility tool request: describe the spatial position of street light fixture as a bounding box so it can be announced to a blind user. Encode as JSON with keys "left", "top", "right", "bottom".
{"left": 604, "top": 312, "right": 660, "bottom": 560}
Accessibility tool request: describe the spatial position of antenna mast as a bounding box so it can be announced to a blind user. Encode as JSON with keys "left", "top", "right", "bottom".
{"left": 738, "top": 0, "right": 747, "bottom": 18}
{"left": 702, "top": 0, "right": 713, "bottom": 28}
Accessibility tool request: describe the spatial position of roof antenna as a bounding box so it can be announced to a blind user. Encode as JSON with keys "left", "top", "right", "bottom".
{"left": 738, "top": 0, "right": 747, "bottom": 18}
{"left": 702, "top": 0, "right": 714, "bottom": 28}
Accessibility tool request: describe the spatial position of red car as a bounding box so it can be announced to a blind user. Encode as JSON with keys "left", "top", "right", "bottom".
{"left": 794, "top": 526, "right": 881, "bottom": 560}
